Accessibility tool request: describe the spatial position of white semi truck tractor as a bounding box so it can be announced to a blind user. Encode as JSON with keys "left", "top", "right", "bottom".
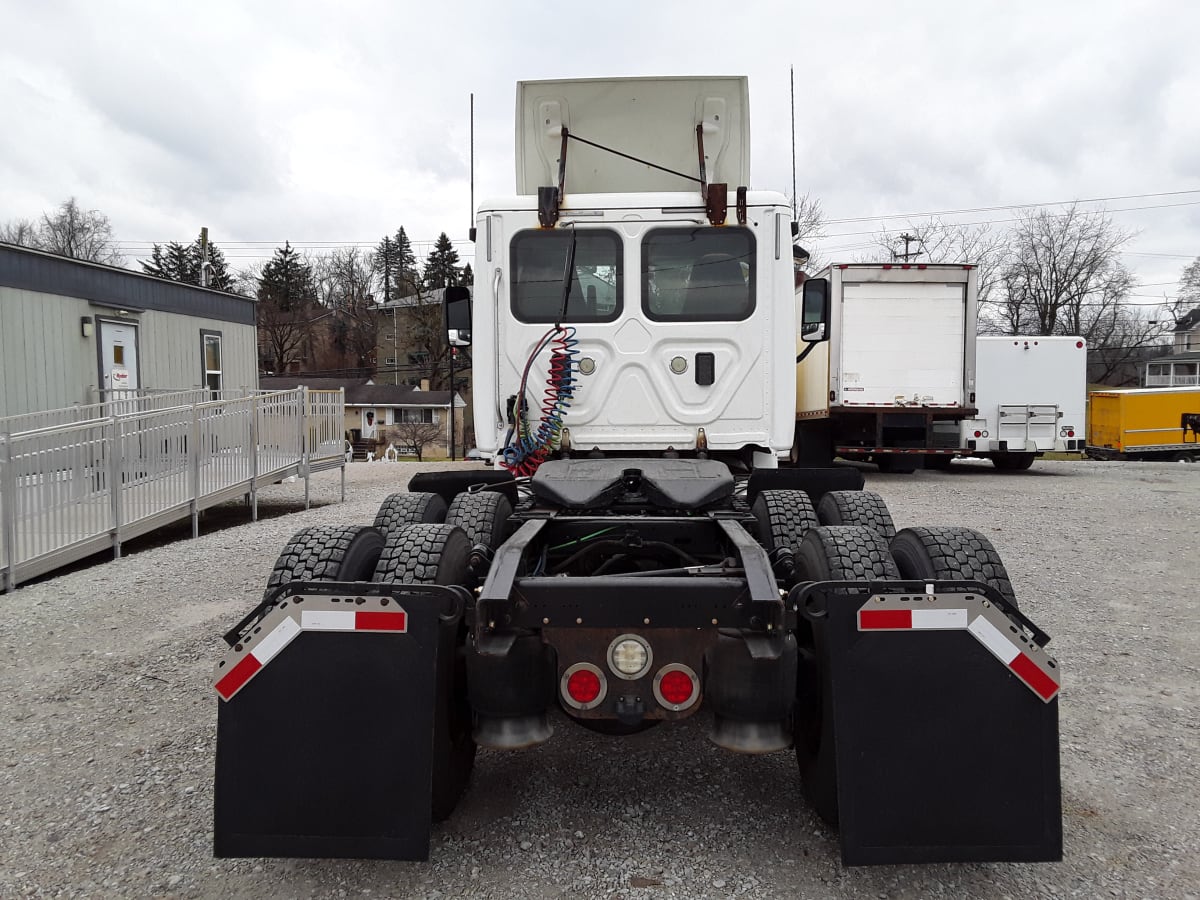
{"left": 212, "top": 77, "right": 1062, "bottom": 867}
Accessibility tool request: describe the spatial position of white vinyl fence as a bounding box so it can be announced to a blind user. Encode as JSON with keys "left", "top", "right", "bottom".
{"left": 1, "top": 388, "right": 346, "bottom": 592}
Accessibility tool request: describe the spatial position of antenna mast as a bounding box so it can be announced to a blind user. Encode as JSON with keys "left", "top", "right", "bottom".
{"left": 469, "top": 93, "right": 475, "bottom": 239}
{"left": 790, "top": 66, "right": 797, "bottom": 223}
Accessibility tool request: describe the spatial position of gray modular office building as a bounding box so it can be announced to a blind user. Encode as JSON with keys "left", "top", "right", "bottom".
{"left": 0, "top": 242, "right": 258, "bottom": 418}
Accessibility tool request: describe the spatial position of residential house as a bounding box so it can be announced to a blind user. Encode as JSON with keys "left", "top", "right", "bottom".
{"left": 1144, "top": 307, "right": 1200, "bottom": 387}
{"left": 260, "top": 376, "right": 466, "bottom": 459}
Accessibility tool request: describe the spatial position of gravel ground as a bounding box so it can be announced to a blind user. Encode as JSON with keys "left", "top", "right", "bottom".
{"left": 1, "top": 459, "right": 1197, "bottom": 899}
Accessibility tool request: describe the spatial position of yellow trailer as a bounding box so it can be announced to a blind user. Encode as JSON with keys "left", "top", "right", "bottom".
{"left": 1087, "top": 387, "right": 1200, "bottom": 462}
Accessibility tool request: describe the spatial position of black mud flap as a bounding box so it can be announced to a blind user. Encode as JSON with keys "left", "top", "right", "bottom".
{"left": 213, "top": 581, "right": 466, "bottom": 860}
{"left": 797, "top": 581, "right": 1062, "bottom": 865}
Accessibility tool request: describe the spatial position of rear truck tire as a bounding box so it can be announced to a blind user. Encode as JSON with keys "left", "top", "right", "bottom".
{"left": 751, "top": 489, "right": 818, "bottom": 552}
{"left": 446, "top": 490, "right": 513, "bottom": 551}
{"left": 374, "top": 524, "right": 476, "bottom": 821}
{"left": 816, "top": 490, "right": 897, "bottom": 542}
{"left": 792, "top": 526, "right": 900, "bottom": 826}
{"left": 264, "top": 525, "right": 385, "bottom": 596}
{"left": 373, "top": 491, "right": 447, "bottom": 538}
{"left": 991, "top": 452, "right": 1036, "bottom": 471}
{"left": 889, "top": 526, "right": 1019, "bottom": 610}
{"left": 1174, "top": 450, "right": 1197, "bottom": 463}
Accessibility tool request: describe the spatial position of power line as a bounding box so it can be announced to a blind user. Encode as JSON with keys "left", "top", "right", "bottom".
{"left": 822, "top": 188, "right": 1200, "bottom": 225}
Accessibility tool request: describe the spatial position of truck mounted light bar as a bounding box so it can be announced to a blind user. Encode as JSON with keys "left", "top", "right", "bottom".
{"left": 858, "top": 592, "right": 1060, "bottom": 702}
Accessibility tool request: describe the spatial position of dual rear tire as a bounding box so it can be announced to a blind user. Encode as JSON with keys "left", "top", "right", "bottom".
{"left": 788, "top": 515, "right": 1018, "bottom": 827}
{"left": 262, "top": 489, "right": 514, "bottom": 823}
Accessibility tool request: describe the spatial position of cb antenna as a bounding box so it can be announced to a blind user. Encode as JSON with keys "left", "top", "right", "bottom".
{"left": 790, "top": 65, "right": 797, "bottom": 223}
{"left": 469, "top": 92, "right": 476, "bottom": 242}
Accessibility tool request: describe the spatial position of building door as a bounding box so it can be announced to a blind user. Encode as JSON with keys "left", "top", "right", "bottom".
{"left": 362, "top": 408, "right": 377, "bottom": 440}
{"left": 99, "top": 320, "right": 140, "bottom": 396}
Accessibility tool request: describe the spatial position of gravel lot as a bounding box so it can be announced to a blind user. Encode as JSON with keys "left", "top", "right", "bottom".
{"left": 1, "top": 459, "right": 1197, "bottom": 899}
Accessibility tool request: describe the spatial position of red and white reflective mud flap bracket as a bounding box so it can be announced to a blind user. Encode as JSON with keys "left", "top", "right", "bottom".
{"left": 858, "top": 591, "right": 1060, "bottom": 702}
{"left": 213, "top": 582, "right": 465, "bottom": 861}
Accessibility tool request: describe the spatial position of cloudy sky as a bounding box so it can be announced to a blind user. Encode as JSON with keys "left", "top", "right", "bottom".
{"left": 2, "top": 0, "right": 1198, "bottom": 305}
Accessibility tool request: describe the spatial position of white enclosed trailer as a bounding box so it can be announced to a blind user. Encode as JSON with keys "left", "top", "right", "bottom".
{"left": 959, "top": 336, "right": 1088, "bottom": 470}
{"left": 795, "top": 263, "right": 979, "bottom": 471}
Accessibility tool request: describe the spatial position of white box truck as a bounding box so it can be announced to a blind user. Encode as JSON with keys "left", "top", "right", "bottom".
{"left": 959, "top": 336, "right": 1088, "bottom": 470}
{"left": 794, "top": 263, "right": 979, "bottom": 472}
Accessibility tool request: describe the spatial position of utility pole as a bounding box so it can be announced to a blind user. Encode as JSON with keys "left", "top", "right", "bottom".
{"left": 199, "top": 226, "right": 211, "bottom": 287}
{"left": 893, "top": 232, "right": 922, "bottom": 262}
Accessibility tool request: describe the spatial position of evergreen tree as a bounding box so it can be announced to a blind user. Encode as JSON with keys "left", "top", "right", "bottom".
{"left": 422, "top": 232, "right": 461, "bottom": 290}
{"left": 256, "top": 242, "right": 319, "bottom": 372}
{"left": 139, "top": 232, "right": 232, "bottom": 290}
{"left": 374, "top": 226, "right": 421, "bottom": 299}
{"left": 372, "top": 235, "right": 398, "bottom": 303}
{"left": 461, "top": 263, "right": 474, "bottom": 286}
{"left": 394, "top": 226, "right": 419, "bottom": 296}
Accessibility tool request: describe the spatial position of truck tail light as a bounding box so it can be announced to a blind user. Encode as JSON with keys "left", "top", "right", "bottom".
{"left": 561, "top": 663, "right": 607, "bottom": 709}
{"left": 653, "top": 664, "right": 700, "bottom": 711}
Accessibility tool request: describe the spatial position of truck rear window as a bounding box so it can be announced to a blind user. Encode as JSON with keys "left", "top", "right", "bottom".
{"left": 510, "top": 230, "right": 622, "bottom": 323}
{"left": 642, "top": 228, "right": 755, "bottom": 321}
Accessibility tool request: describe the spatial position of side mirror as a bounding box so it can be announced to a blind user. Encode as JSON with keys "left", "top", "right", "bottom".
{"left": 444, "top": 285, "right": 472, "bottom": 347}
{"left": 800, "top": 277, "right": 830, "bottom": 343}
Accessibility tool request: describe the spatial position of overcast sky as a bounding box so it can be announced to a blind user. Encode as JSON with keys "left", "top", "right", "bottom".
{"left": 2, "top": 0, "right": 1198, "bottom": 306}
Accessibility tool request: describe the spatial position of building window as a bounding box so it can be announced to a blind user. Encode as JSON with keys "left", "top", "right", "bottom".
{"left": 201, "top": 331, "right": 223, "bottom": 397}
{"left": 384, "top": 356, "right": 397, "bottom": 366}
{"left": 400, "top": 408, "right": 435, "bottom": 424}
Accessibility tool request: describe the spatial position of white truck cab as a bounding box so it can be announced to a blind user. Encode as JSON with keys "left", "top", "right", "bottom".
{"left": 468, "top": 78, "right": 799, "bottom": 468}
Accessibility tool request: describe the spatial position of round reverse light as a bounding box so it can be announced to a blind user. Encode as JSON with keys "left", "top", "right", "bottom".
{"left": 561, "top": 662, "right": 607, "bottom": 709}
{"left": 670, "top": 356, "right": 688, "bottom": 375}
{"left": 607, "top": 634, "right": 652, "bottom": 680}
{"left": 578, "top": 357, "right": 596, "bottom": 376}
{"left": 653, "top": 663, "right": 700, "bottom": 712}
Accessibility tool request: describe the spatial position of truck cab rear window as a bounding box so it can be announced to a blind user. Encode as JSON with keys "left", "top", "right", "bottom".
{"left": 642, "top": 228, "right": 755, "bottom": 321}
{"left": 510, "top": 230, "right": 622, "bottom": 323}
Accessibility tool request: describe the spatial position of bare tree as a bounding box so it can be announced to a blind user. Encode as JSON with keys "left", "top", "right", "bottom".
{"left": 792, "top": 193, "right": 827, "bottom": 273}
{"left": 314, "top": 247, "right": 379, "bottom": 373}
{"left": 395, "top": 291, "right": 452, "bottom": 389}
{"left": 1085, "top": 308, "right": 1170, "bottom": 386}
{"left": 998, "top": 204, "right": 1134, "bottom": 335}
{"left": 862, "top": 218, "right": 1009, "bottom": 312}
{"left": 36, "top": 197, "right": 124, "bottom": 264}
{"left": 390, "top": 419, "right": 442, "bottom": 461}
{"left": 1172, "top": 256, "right": 1200, "bottom": 322}
{"left": 0, "top": 218, "right": 38, "bottom": 246}
{"left": 231, "top": 262, "right": 264, "bottom": 299}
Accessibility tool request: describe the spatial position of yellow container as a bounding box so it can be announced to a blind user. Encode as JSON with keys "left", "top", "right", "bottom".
{"left": 1088, "top": 387, "right": 1200, "bottom": 457}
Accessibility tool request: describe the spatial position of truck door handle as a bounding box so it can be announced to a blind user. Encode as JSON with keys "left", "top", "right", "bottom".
{"left": 696, "top": 352, "right": 715, "bottom": 386}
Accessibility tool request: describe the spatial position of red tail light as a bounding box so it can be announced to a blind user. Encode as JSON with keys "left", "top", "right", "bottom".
{"left": 974, "top": 430, "right": 982, "bottom": 438}
{"left": 653, "top": 664, "right": 700, "bottom": 711}
{"left": 561, "top": 663, "right": 606, "bottom": 709}
{"left": 1067, "top": 430, "right": 1075, "bottom": 438}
